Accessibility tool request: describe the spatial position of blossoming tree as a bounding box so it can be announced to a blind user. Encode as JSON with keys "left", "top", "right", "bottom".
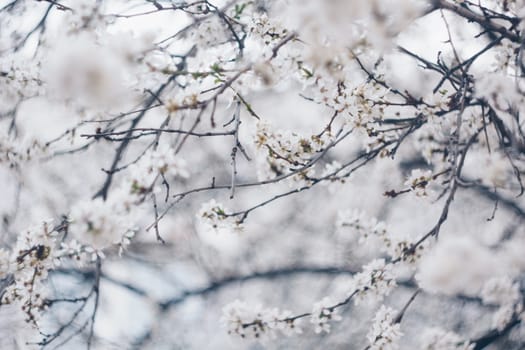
{"left": 0, "top": 0, "right": 524, "bottom": 349}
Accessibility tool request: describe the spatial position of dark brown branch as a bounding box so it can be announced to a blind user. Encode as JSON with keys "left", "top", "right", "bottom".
{"left": 432, "top": 0, "right": 520, "bottom": 42}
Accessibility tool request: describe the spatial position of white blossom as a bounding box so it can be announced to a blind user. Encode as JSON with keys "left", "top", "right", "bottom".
{"left": 68, "top": 198, "right": 136, "bottom": 255}
{"left": 119, "top": 144, "right": 189, "bottom": 204}
{"left": 189, "top": 16, "right": 229, "bottom": 47}
{"left": 404, "top": 169, "right": 435, "bottom": 197}
{"left": 0, "top": 134, "right": 47, "bottom": 167}
{"left": 221, "top": 300, "right": 302, "bottom": 338}
{"left": 42, "top": 31, "right": 144, "bottom": 112}
{"left": 310, "top": 297, "right": 342, "bottom": 334}
{"left": 0, "top": 57, "right": 42, "bottom": 108}
{"left": 480, "top": 277, "right": 523, "bottom": 331}
{"left": 254, "top": 120, "right": 332, "bottom": 183}
{"left": 367, "top": 305, "right": 403, "bottom": 350}
{"left": 420, "top": 327, "right": 474, "bottom": 350}
{"left": 197, "top": 199, "right": 243, "bottom": 233}
{"left": 416, "top": 236, "right": 498, "bottom": 296}
{"left": 481, "top": 276, "right": 521, "bottom": 306}
{"left": 336, "top": 208, "right": 407, "bottom": 259}
{"left": 1, "top": 220, "right": 61, "bottom": 324}
{"left": 351, "top": 259, "right": 397, "bottom": 305}
{"left": 1, "top": 0, "right": 525, "bottom": 347}
{"left": 475, "top": 72, "right": 522, "bottom": 111}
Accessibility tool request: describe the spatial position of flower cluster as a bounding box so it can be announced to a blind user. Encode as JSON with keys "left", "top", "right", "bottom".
{"left": 319, "top": 80, "right": 388, "bottom": 129}
{"left": 480, "top": 276, "right": 523, "bottom": 331}
{"left": 221, "top": 300, "right": 302, "bottom": 338}
{"left": 1, "top": 199, "right": 138, "bottom": 328}
{"left": 2, "top": 0, "right": 525, "bottom": 347}
{"left": 336, "top": 209, "right": 388, "bottom": 245}
{"left": 404, "top": 169, "right": 436, "bottom": 197}
{"left": 189, "top": 16, "right": 230, "bottom": 47}
{"left": 351, "top": 259, "right": 397, "bottom": 305}
{"left": 0, "top": 57, "right": 42, "bottom": 107}
{"left": 121, "top": 144, "right": 189, "bottom": 202}
{"left": 475, "top": 72, "right": 522, "bottom": 113}
{"left": 65, "top": 0, "right": 107, "bottom": 30}
{"left": 492, "top": 39, "right": 520, "bottom": 73}
{"left": 197, "top": 199, "right": 243, "bottom": 234}
{"left": 0, "top": 135, "right": 47, "bottom": 167}
{"left": 419, "top": 327, "right": 474, "bottom": 350}
{"left": 336, "top": 209, "right": 418, "bottom": 262}
{"left": 222, "top": 258, "right": 398, "bottom": 340}
{"left": 255, "top": 120, "right": 332, "bottom": 183}
{"left": 247, "top": 13, "right": 288, "bottom": 45}
{"left": 43, "top": 29, "right": 150, "bottom": 112}
{"left": 464, "top": 151, "right": 512, "bottom": 189}
{"left": 320, "top": 160, "right": 343, "bottom": 183}
{"left": 1, "top": 221, "right": 60, "bottom": 325}
{"left": 310, "top": 297, "right": 342, "bottom": 334}
{"left": 367, "top": 305, "right": 403, "bottom": 350}
{"left": 164, "top": 82, "right": 207, "bottom": 113}
{"left": 57, "top": 239, "right": 93, "bottom": 266}
{"left": 68, "top": 197, "right": 136, "bottom": 258}
{"left": 416, "top": 236, "right": 498, "bottom": 296}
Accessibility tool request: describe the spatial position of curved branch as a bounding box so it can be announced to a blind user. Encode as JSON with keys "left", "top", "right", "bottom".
{"left": 432, "top": 0, "right": 520, "bottom": 42}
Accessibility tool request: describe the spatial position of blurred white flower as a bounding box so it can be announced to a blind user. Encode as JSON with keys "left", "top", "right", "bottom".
{"left": 481, "top": 276, "right": 523, "bottom": 331}
{"left": 420, "top": 327, "right": 474, "bottom": 350}
{"left": 416, "top": 236, "right": 498, "bottom": 296}
{"left": 68, "top": 198, "right": 135, "bottom": 253}
{"left": 43, "top": 31, "right": 147, "bottom": 112}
